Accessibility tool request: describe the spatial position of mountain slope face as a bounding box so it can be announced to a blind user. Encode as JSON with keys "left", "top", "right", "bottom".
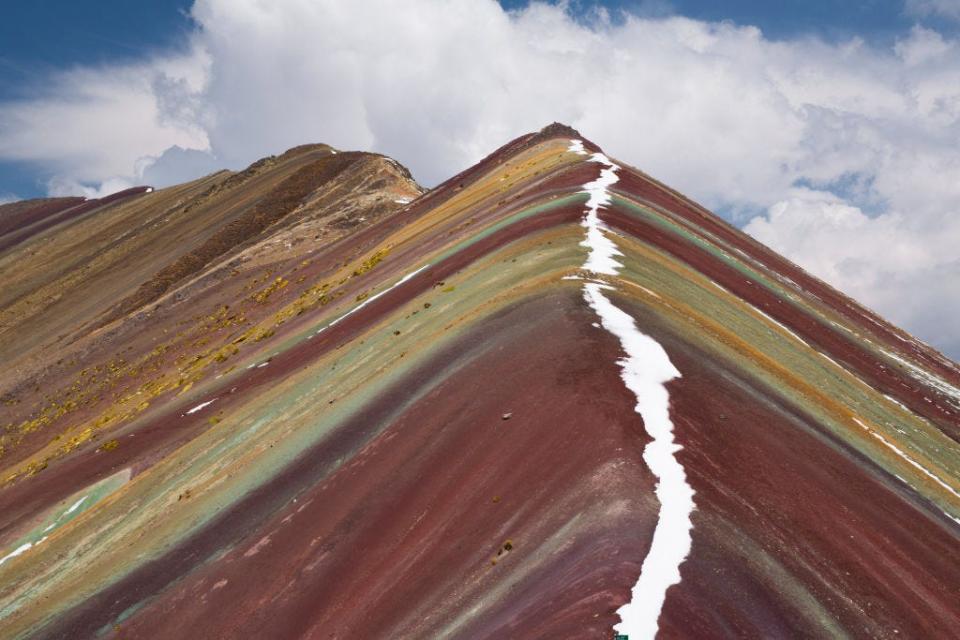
{"left": 0, "top": 124, "right": 958, "bottom": 639}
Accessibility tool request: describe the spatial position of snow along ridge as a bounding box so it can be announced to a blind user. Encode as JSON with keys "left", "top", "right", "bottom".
{"left": 568, "top": 139, "right": 696, "bottom": 639}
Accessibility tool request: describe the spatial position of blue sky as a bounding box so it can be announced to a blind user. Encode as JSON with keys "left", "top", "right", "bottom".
{"left": 0, "top": 1, "right": 192, "bottom": 100}
{"left": 0, "top": 1, "right": 192, "bottom": 198}
{"left": 504, "top": 0, "right": 948, "bottom": 40}
{"left": 0, "top": 0, "right": 954, "bottom": 199}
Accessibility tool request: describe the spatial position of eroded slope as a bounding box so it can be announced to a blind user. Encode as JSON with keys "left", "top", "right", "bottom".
{"left": 0, "top": 125, "right": 957, "bottom": 640}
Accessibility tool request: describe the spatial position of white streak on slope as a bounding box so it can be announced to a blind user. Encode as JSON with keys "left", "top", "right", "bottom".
{"left": 852, "top": 417, "right": 960, "bottom": 502}
{"left": 882, "top": 348, "right": 960, "bottom": 410}
{"left": 567, "top": 139, "right": 587, "bottom": 156}
{"left": 570, "top": 140, "right": 694, "bottom": 638}
{"left": 585, "top": 283, "right": 694, "bottom": 638}
{"left": 185, "top": 399, "right": 216, "bottom": 415}
{"left": 64, "top": 495, "right": 88, "bottom": 516}
{"left": 43, "top": 495, "right": 88, "bottom": 533}
{"left": 316, "top": 264, "right": 429, "bottom": 336}
{"left": 0, "top": 537, "right": 48, "bottom": 567}
{"left": 0, "top": 543, "right": 34, "bottom": 567}
{"left": 580, "top": 154, "right": 622, "bottom": 276}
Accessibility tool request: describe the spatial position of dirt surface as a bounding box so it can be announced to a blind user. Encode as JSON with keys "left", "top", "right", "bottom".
{"left": 0, "top": 124, "right": 957, "bottom": 639}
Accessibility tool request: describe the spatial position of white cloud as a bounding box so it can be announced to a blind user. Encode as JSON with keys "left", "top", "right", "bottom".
{"left": 745, "top": 191, "right": 960, "bottom": 357}
{"left": 0, "top": 51, "right": 209, "bottom": 196}
{"left": 0, "top": 193, "right": 19, "bottom": 205}
{"left": 895, "top": 25, "right": 954, "bottom": 65}
{"left": 905, "top": 0, "right": 960, "bottom": 21}
{"left": 0, "top": 0, "right": 958, "bottom": 358}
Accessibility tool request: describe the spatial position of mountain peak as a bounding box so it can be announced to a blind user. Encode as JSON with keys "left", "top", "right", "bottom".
{"left": 0, "top": 128, "right": 958, "bottom": 639}
{"left": 535, "top": 121, "right": 585, "bottom": 140}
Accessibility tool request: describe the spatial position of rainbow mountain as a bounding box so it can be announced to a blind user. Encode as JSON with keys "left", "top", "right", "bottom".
{"left": 0, "top": 123, "right": 958, "bottom": 639}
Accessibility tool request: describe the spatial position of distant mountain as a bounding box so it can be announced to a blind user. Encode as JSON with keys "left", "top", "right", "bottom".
{"left": 0, "top": 124, "right": 958, "bottom": 639}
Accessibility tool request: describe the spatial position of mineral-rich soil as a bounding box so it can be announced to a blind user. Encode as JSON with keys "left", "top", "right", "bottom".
{"left": 0, "top": 124, "right": 957, "bottom": 639}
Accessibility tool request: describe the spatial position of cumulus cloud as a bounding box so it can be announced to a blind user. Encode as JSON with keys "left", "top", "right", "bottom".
{"left": 0, "top": 51, "right": 209, "bottom": 197}
{"left": 745, "top": 190, "right": 960, "bottom": 357}
{"left": 140, "top": 146, "right": 222, "bottom": 187}
{"left": 0, "top": 0, "right": 958, "bottom": 357}
{"left": 905, "top": 0, "right": 960, "bottom": 21}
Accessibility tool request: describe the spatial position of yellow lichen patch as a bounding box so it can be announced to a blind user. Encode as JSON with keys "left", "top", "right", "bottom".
{"left": 213, "top": 344, "right": 240, "bottom": 363}
{"left": 2, "top": 212, "right": 388, "bottom": 481}
{"left": 24, "top": 460, "right": 47, "bottom": 477}
{"left": 267, "top": 281, "right": 333, "bottom": 326}
{"left": 252, "top": 327, "right": 276, "bottom": 342}
{"left": 352, "top": 249, "right": 389, "bottom": 277}
{"left": 58, "top": 427, "right": 95, "bottom": 455}
{"left": 251, "top": 277, "right": 289, "bottom": 304}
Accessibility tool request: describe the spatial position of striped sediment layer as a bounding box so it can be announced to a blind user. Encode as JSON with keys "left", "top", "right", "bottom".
{"left": 0, "top": 124, "right": 958, "bottom": 639}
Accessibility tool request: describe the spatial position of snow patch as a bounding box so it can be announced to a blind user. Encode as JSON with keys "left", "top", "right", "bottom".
{"left": 0, "top": 536, "right": 48, "bottom": 567}
{"left": 882, "top": 348, "right": 960, "bottom": 410}
{"left": 853, "top": 417, "right": 960, "bottom": 503}
{"left": 315, "top": 265, "right": 429, "bottom": 336}
{"left": 185, "top": 399, "right": 217, "bottom": 415}
{"left": 65, "top": 495, "right": 88, "bottom": 516}
{"left": 0, "top": 542, "right": 35, "bottom": 567}
{"left": 585, "top": 284, "right": 694, "bottom": 639}
{"left": 580, "top": 158, "right": 622, "bottom": 276}
{"left": 754, "top": 308, "right": 808, "bottom": 346}
{"left": 41, "top": 495, "right": 88, "bottom": 533}
{"left": 570, "top": 141, "right": 695, "bottom": 639}
{"left": 567, "top": 139, "right": 587, "bottom": 155}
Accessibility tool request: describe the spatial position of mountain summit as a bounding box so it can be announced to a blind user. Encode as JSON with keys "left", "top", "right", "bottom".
{"left": 1, "top": 124, "right": 958, "bottom": 639}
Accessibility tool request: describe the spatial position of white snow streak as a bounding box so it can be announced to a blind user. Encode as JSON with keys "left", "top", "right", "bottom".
{"left": 42, "top": 495, "right": 88, "bottom": 533}
{"left": 185, "top": 398, "right": 217, "bottom": 415}
{"left": 570, "top": 140, "right": 694, "bottom": 639}
{"left": 64, "top": 495, "right": 88, "bottom": 516}
{"left": 580, "top": 155, "right": 623, "bottom": 276}
{"left": 0, "top": 536, "right": 48, "bottom": 567}
{"left": 853, "top": 417, "right": 960, "bottom": 501}
{"left": 754, "top": 308, "right": 809, "bottom": 347}
{"left": 0, "top": 543, "right": 35, "bottom": 567}
{"left": 882, "top": 348, "right": 960, "bottom": 410}
{"left": 567, "top": 139, "right": 587, "bottom": 156}
{"left": 314, "top": 265, "right": 429, "bottom": 336}
{"left": 883, "top": 394, "right": 910, "bottom": 412}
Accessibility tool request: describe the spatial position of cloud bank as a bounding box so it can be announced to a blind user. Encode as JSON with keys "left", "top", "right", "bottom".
{"left": 0, "top": 0, "right": 958, "bottom": 358}
{"left": 906, "top": 0, "right": 960, "bottom": 21}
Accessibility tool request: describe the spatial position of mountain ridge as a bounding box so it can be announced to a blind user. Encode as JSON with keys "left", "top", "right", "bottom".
{"left": 0, "top": 123, "right": 958, "bottom": 639}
